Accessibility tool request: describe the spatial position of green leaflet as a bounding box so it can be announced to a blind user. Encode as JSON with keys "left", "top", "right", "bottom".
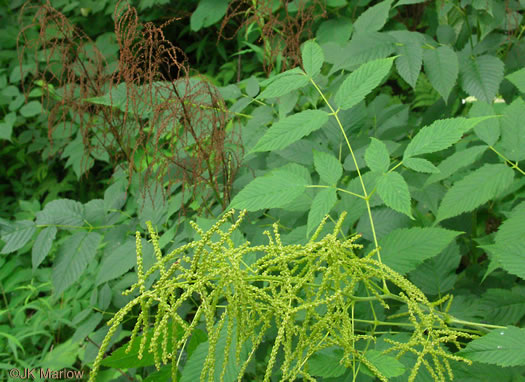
{"left": 229, "top": 165, "right": 308, "bottom": 211}
{"left": 469, "top": 101, "right": 500, "bottom": 146}
{"left": 307, "top": 188, "right": 337, "bottom": 238}
{"left": 32, "top": 226, "right": 57, "bottom": 269}
{"left": 403, "top": 157, "right": 439, "bottom": 173}
{"left": 0, "top": 220, "right": 36, "bottom": 254}
{"left": 436, "top": 164, "right": 514, "bottom": 222}
{"left": 403, "top": 117, "right": 493, "bottom": 159}
{"left": 499, "top": 98, "right": 525, "bottom": 161}
{"left": 257, "top": 69, "right": 309, "bottom": 99}
{"left": 390, "top": 30, "right": 423, "bottom": 88}
{"left": 52, "top": 232, "right": 102, "bottom": 295}
{"left": 505, "top": 67, "right": 525, "bottom": 93}
{"left": 485, "top": 202, "right": 525, "bottom": 280}
{"left": 423, "top": 45, "right": 458, "bottom": 101}
{"left": 377, "top": 172, "right": 413, "bottom": 219}
{"left": 190, "top": 0, "right": 229, "bottom": 31}
{"left": 362, "top": 350, "right": 406, "bottom": 379}
{"left": 460, "top": 55, "right": 504, "bottom": 103}
{"left": 301, "top": 40, "right": 324, "bottom": 77}
{"left": 250, "top": 110, "right": 329, "bottom": 153}
{"left": 365, "top": 137, "right": 390, "bottom": 173}
{"left": 380, "top": 227, "right": 461, "bottom": 274}
{"left": 36, "top": 199, "right": 85, "bottom": 227}
{"left": 459, "top": 326, "right": 525, "bottom": 367}
{"left": 96, "top": 239, "right": 137, "bottom": 285}
{"left": 425, "top": 146, "right": 487, "bottom": 185}
{"left": 313, "top": 150, "right": 343, "bottom": 185}
{"left": 307, "top": 347, "right": 346, "bottom": 378}
{"left": 335, "top": 57, "right": 395, "bottom": 110}
{"left": 353, "top": 0, "right": 393, "bottom": 35}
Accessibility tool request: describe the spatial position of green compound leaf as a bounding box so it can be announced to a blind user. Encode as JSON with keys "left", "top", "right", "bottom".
{"left": 353, "top": 0, "right": 393, "bottom": 35}
{"left": 403, "top": 117, "right": 492, "bottom": 159}
{"left": 505, "top": 67, "right": 525, "bottom": 93}
{"left": 334, "top": 57, "right": 395, "bottom": 111}
{"left": 301, "top": 40, "right": 324, "bottom": 77}
{"left": 307, "top": 188, "right": 337, "bottom": 238}
{"left": 436, "top": 164, "right": 514, "bottom": 222}
{"left": 229, "top": 166, "right": 307, "bottom": 211}
{"left": 36, "top": 198, "right": 86, "bottom": 227}
{"left": 459, "top": 326, "right": 525, "bottom": 367}
{"left": 487, "top": 202, "right": 525, "bottom": 280}
{"left": 250, "top": 110, "right": 329, "bottom": 153}
{"left": 423, "top": 45, "right": 459, "bottom": 101}
{"left": 380, "top": 227, "right": 461, "bottom": 274}
{"left": 32, "top": 226, "right": 57, "bottom": 269}
{"left": 499, "top": 98, "right": 525, "bottom": 161}
{"left": 403, "top": 157, "right": 439, "bottom": 173}
{"left": 257, "top": 69, "right": 309, "bottom": 99}
{"left": 377, "top": 172, "right": 413, "bottom": 219}
{"left": 313, "top": 150, "right": 343, "bottom": 185}
{"left": 460, "top": 55, "right": 504, "bottom": 103}
{"left": 52, "top": 232, "right": 102, "bottom": 295}
{"left": 365, "top": 137, "right": 390, "bottom": 173}
{"left": 0, "top": 220, "right": 36, "bottom": 254}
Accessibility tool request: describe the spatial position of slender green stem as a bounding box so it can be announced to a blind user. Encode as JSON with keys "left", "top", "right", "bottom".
{"left": 309, "top": 77, "right": 387, "bottom": 289}
{"left": 488, "top": 146, "right": 525, "bottom": 175}
{"left": 305, "top": 185, "right": 366, "bottom": 200}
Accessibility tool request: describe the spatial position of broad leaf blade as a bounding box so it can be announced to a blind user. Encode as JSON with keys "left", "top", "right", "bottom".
{"left": 307, "top": 188, "right": 337, "bottom": 237}
{"left": 301, "top": 40, "right": 324, "bottom": 77}
{"left": 460, "top": 55, "right": 504, "bottom": 103}
{"left": 377, "top": 172, "right": 412, "bottom": 219}
{"left": 404, "top": 157, "right": 439, "bottom": 173}
{"left": 229, "top": 166, "right": 307, "bottom": 211}
{"left": 257, "top": 71, "right": 309, "bottom": 99}
{"left": 499, "top": 98, "right": 525, "bottom": 161}
{"left": 335, "top": 57, "right": 395, "bottom": 110}
{"left": 313, "top": 150, "right": 343, "bottom": 185}
{"left": 436, "top": 164, "right": 514, "bottom": 222}
{"left": 459, "top": 326, "right": 525, "bottom": 367}
{"left": 250, "top": 110, "right": 329, "bottom": 153}
{"left": 380, "top": 227, "right": 461, "bottom": 274}
{"left": 0, "top": 220, "right": 36, "bottom": 254}
{"left": 365, "top": 138, "right": 390, "bottom": 173}
{"left": 32, "top": 226, "right": 57, "bottom": 269}
{"left": 423, "top": 45, "right": 458, "bottom": 101}
{"left": 353, "top": 0, "right": 393, "bottom": 35}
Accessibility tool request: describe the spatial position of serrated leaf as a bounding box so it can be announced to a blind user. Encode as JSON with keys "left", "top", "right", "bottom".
{"left": 301, "top": 40, "right": 324, "bottom": 77}
{"left": 96, "top": 239, "right": 137, "bottom": 285}
{"left": 487, "top": 202, "right": 525, "bottom": 279}
{"left": 459, "top": 326, "right": 525, "bottom": 367}
{"left": 380, "top": 227, "right": 461, "bottom": 274}
{"left": 20, "top": 100, "right": 42, "bottom": 118}
{"left": 307, "top": 347, "right": 346, "bottom": 378}
{"left": 362, "top": 350, "right": 405, "bottom": 378}
{"left": 409, "top": 242, "right": 460, "bottom": 295}
{"left": 313, "top": 150, "right": 343, "bottom": 185}
{"left": 436, "top": 164, "right": 514, "bottom": 222}
{"left": 52, "top": 232, "right": 102, "bottom": 295}
{"left": 425, "top": 146, "right": 487, "bottom": 185}
{"left": 423, "top": 45, "right": 459, "bottom": 101}
{"left": 0, "top": 220, "right": 36, "bottom": 254}
{"left": 377, "top": 172, "right": 412, "bottom": 219}
{"left": 307, "top": 188, "right": 337, "bottom": 237}
{"left": 460, "top": 55, "right": 504, "bottom": 103}
{"left": 250, "top": 110, "right": 329, "bottom": 153}
{"left": 404, "top": 157, "right": 439, "bottom": 173}
{"left": 365, "top": 138, "right": 390, "bottom": 173}
{"left": 499, "top": 98, "right": 525, "bottom": 161}
{"left": 36, "top": 199, "right": 85, "bottom": 227}
{"left": 32, "top": 226, "right": 57, "bottom": 269}
{"left": 335, "top": 57, "right": 395, "bottom": 110}
{"left": 390, "top": 31, "right": 423, "bottom": 88}
{"left": 479, "top": 288, "right": 525, "bottom": 325}
{"left": 469, "top": 101, "right": 500, "bottom": 146}
{"left": 505, "top": 67, "right": 525, "bottom": 93}
{"left": 257, "top": 71, "right": 308, "bottom": 99}
{"left": 394, "top": 0, "right": 426, "bottom": 6}
{"left": 353, "top": 0, "right": 393, "bottom": 35}
{"left": 404, "top": 117, "right": 492, "bottom": 159}
{"left": 229, "top": 167, "right": 307, "bottom": 211}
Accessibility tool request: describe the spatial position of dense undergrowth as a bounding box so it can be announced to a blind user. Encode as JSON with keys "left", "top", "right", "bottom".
{"left": 1, "top": 0, "right": 525, "bottom": 381}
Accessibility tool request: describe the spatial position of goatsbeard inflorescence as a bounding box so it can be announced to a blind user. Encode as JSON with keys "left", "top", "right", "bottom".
{"left": 89, "top": 209, "right": 474, "bottom": 382}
